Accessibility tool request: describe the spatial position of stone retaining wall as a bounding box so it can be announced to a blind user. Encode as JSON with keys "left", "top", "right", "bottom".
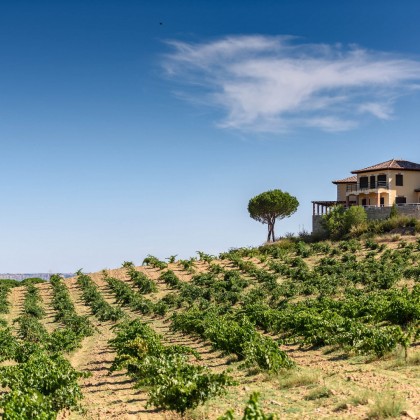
{"left": 312, "top": 205, "right": 420, "bottom": 234}
{"left": 312, "top": 215, "right": 326, "bottom": 235}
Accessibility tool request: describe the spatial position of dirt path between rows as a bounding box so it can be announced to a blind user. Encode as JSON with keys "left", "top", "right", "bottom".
{"left": 60, "top": 277, "right": 180, "bottom": 420}
{"left": 37, "top": 282, "right": 59, "bottom": 333}
{"left": 3, "top": 286, "right": 25, "bottom": 332}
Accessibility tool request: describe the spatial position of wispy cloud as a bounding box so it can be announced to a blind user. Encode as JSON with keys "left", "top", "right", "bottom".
{"left": 162, "top": 35, "right": 420, "bottom": 133}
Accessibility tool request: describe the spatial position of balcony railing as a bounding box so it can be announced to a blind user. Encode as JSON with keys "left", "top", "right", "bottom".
{"left": 346, "top": 181, "right": 389, "bottom": 192}
{"left": 362, "top": 203, "right": 420, "bottom": 209}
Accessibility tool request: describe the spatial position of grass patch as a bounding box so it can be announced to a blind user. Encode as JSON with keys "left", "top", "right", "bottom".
{"left": 350, "top": 390, "right": 371, "bottom": 406}
{"left": 304, "top": 386, "right": 332, "bottom": 401}
{"left": 367, "top": 393, "right": 406, "bottom": 419}
{"left": 387, "top": 348, "right": 420, "bottom": 368}
{"left": 278, "top": 369, "right": 319, "bottom": 389}
{"left": 407, "top": 351, "right": 420, "bottom": 365}
{"left": 333, "top": 401, "right": 350, "bottom": 412}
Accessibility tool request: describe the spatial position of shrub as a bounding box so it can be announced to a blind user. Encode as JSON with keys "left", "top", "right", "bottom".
{"left": 304, "top": 386, "right": 332, "bottom": 400}
{"left": 345, "top": 206, "right": 367, "bottom": 232}
{"left": 389, "top": 203, "right": 398, "bottom": 219}
{"left": 367, "top": 393, "right": 405, "bottom": 419}
{"left": 322, "top": 206, "right": 367, "bottom": 240}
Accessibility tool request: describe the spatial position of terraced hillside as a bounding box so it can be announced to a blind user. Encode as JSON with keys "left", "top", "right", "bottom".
{"left": 1, "top": 236, "right": 419, "bottom": 419}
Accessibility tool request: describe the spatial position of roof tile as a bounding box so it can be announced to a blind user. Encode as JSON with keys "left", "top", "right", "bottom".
{"left": 351, "top": 159, "right": 420, "bottom": 174}
{"left": 332, "top": 175, "right": 357, "bottom": 184}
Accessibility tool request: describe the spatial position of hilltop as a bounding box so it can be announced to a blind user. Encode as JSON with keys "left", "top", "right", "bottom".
{"left": 0, "top": 234, "right": 419, "bottom": 419}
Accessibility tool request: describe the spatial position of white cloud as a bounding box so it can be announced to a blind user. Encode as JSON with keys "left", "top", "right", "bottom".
{"left": 358, "top": 102, "right": 393, "bottom": 119}
{"left": 162, "top": 35, "right": 420, "bottom": 133}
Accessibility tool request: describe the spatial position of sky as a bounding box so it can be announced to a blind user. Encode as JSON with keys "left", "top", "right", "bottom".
{"left": 1, "top": 0, "right": 420, "bottom": 273}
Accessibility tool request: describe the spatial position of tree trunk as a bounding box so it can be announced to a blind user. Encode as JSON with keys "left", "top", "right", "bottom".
{"left": 267, "top": 223, "right": 272, "bottom": 242}
{"left": 271, "top": 219, "right": 276, "bottom": 242}
{"left": 267, "top": 218, "right": 276, "bottom": 242}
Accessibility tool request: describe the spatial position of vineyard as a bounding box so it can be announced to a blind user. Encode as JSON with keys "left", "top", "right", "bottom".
{"left": 0, "top": 236, "right": 419, "bottom": 419}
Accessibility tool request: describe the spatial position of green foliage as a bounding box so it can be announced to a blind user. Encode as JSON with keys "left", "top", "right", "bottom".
{"left": 178, "top": 258, "right": 196, "bottom": 273}
{"left": 0, "top": 350, "right": 88, "bottom": 418}
{"left": 0, "top": 278, "right": 46, "bottom": 289}
{"left": 166, "top": 255, "right": 177, "bottom": 263}
{"left": 0, "top": 279, "right": 21, "bottom": 288}
{"left": 367, "top": 215, "right": 420, "bottom": 235}
{"left": 345, "top": 205, "right": 367, "bottom": 231}
{"left": 367, "top": 393, "right": 406, "bottom": 419}
{"left": 322, "top": 205, "right": 367, "bottom": 240}
{"left": 15, "top": 315, "right": 48, "bottom": 343}
{"left": 0, "top": 284, "right": 11, "bottom": 313}
{"left": 0, "top": 274, "right": 96, "bottom": 418}
{"left": 248, "top": 189, "right": 299, "bottom": 242}
{"left": 23, "top": 284, "right": 45, "bottom": 319}
{"left": 13, "top": 284, "right": 48, "bottom": 344}
{"left": 295, "top": 241, "right": 313, "bottom": 258}
{"left": 197, "top": 251, "right": 215, "bottom": 263}
{"left": 146, "top": 357, "right": 233, "bottom": 415}
{"left": 0, "top": 327, "right": 19, "bottom": 362}
{"left": 109, "top": 319, "right": 233, "bottom": 414}
{"left": 122, "top": 261, "right": 134, "bottom": 268}
{"left": 105, "top": 276, "right": 154, "bottom": 314}
{"left": 171, "top": 307, "right": 294, "bottom": 372}
{"left": 389, "top": 203, "right": 399, "bottom": 219}
{"left": 47, "top": 328, "right": 84, "bottom": 353}
{"left": 142, "top": 255, "right": 168, "bottom": 269}
{"left": 219, "top": 392, "right": 277, "bottom": 420}
{"left": 124, "top": 265, "right": 157, "bottom": 294}
{"left": 76, "top": 272, "right": 124, "bottom": 321}
{"left": 49, "top": 275, "right": 94, "bottom": 338}
{"left": 159, "top": 270, "right": 181, "bottom": 288}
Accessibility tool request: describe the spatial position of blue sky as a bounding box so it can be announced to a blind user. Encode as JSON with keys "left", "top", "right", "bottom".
{"left": 1, "top": 0, "right": 420, "bottom": 272}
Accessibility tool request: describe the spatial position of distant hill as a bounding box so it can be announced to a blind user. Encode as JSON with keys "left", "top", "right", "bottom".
{"left": 0, "top": 273, "right": 74, "bottom": 281}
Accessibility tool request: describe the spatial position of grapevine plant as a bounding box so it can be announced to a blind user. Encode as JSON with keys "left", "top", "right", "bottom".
{"left": 0, "top": 277, "right": 90, "bottom": 418}
{"left": 109, "top": 319, "right": 234, "bottom": 414}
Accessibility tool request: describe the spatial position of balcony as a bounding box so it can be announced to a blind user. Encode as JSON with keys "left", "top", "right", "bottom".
{"left": 346, "top": 181, "right": 389, "bottom": 193}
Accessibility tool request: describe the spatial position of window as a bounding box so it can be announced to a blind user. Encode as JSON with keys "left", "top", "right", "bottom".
{"left": 396, "top": 174, "right": 403, "bottom": 186}
{"left": 361, "top": 198, "right": 367, "bottom": 206}
{"left": 395, "top": 196, "right": 406, "bottom": 204}
{"left": 370, "top": 175, "right": 376, "bottom": 189}
{"left": 359, "top": 177, "right": 368, "bottom": 189}
{"left": 377, "top": 174, "right": 387, "bottom": 188}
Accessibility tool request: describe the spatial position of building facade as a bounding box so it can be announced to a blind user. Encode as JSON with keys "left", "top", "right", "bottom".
{"left": 312, "top": 159, "right": 420, "bottom": 233}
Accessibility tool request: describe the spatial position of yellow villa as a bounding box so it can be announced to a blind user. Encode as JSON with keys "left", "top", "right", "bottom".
{"left": 312, "top": 158, "right": 420, "bottom": 232}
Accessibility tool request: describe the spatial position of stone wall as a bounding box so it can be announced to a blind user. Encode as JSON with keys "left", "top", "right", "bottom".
{"left": 312, "top": 215, "right": 326, "bottom": 235}
{"left": 364, "top": 207, "right": 391, "bottom": 220}
{"left": 365, "top": 205, "right": 420, "bottom": 220}
{"left": 312, "top": 205, "right": 420, "bottom": 233}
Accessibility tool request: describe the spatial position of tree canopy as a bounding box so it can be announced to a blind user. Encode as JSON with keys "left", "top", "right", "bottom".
{"left": 248, "top": 189, "right": 299, "bottom": 242}
{"left": 321, "top": 205, "right": 367, "bottom": 239}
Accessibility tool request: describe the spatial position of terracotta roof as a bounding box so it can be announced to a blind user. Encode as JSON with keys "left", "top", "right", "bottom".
{"left": 332, "top": 175, "right": 357, "bottom": 184}
{"left": 351, "top": 159, "right": 420, "bottom": 174}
